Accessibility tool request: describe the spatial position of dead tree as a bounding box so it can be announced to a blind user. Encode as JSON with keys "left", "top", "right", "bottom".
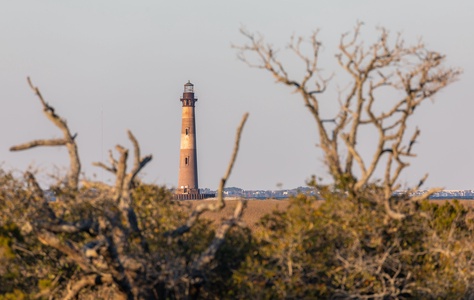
{"left": 234, "top": 22, "right": 461, "bottom": 217}
{"left": 10, "top": 77, "right": 81, "bottom": 191}
{"left": 9, "top": 78, "right": 249, "bottom": 299}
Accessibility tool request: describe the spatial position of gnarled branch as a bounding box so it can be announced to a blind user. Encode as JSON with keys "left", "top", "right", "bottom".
{"left": 235, "top": 23, "right": 460, "bottom": 201}
{"left": 11, "top": 77, "right": 81, "bottom": 190}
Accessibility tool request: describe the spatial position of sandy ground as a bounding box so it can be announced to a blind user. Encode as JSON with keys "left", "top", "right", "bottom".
{"left": 429, "top": 199, "right": 474, "bottom": 206}
{"left": 183, "top": 198, "right": 290, "bottom": 231}
{"left": 182, "top": 198, "right": 474, "bottom": 231}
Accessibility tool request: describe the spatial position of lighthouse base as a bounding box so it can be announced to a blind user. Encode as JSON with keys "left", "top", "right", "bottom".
{"left": 174, "top": 192, "right": 216, "bottom": 200}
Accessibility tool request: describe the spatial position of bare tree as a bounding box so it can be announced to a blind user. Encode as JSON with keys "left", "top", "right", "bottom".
{"left": 6, "top": 78, "right": 249, "bottom": 299}
{"left": 234, "top": 22, "right": 461, "bottom": 216}
{"left": 10, "top": 77, "right": 81, "bottom": 191}
{"left": 228, "top": 23, "right": 472, "bottom": 299}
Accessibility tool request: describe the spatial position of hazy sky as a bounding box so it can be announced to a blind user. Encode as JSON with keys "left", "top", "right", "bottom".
{"left": 1, "top": 1, "right": 473, "bottom": 190}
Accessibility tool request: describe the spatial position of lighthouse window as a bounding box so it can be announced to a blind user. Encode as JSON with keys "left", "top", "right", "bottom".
{"left": 185, "top": 157, "right": 188, "bottom": 165}
{"left": 185, "top": 128, "right": 189, "bottom": 135}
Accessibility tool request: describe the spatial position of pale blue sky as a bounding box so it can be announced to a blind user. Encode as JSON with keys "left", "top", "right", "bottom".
{"left": 1, "top": 1, "right": 473, "bottom": 190}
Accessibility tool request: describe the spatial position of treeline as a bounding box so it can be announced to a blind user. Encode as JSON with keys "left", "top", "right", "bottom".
{"left": 2, "top": 174, "right": 474, "bottom": 299}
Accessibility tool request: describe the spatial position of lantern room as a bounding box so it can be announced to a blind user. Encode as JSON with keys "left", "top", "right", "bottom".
{"left": 184, "top": 81, "right": 194, "bottom": 93}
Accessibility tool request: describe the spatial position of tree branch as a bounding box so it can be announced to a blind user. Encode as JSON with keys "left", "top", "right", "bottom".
{"left": 10, "top": 138, "right": 67, "bottom": 151}
{"left": 235, "top": 23, "right": 460, "bottom": 199}
{"left": 10, "top": 77, "right": 81, "bottom": 190}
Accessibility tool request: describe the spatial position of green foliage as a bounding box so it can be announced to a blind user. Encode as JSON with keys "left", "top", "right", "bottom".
{"left": 0, "top": 289, "right": 28, "bottom": 300}
{"left": 0, "top": 223, "right": 20, "bottom": 259}
{"left": 0, "top": 170, "right": 252, "bottom": 299}
{"left": 420, "top": 199, "right": 469, "bottom": 235}
{"left": 232, "top": 194, "right": 328, "bottom": 299}
{"left": 203, "top": 226, "right": 254, "bottom": 299}
{"left": 232, "top": 191, "right": 474, "bottom": 299}
{"left": 2, "top": 165, "right": 474, "bottom": 299}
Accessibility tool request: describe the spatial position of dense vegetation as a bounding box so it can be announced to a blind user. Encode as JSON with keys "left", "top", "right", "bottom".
{"left": 2, "top": 171, "right": 473, "bottom": 299}
{"left": 1, "top": 23, "right": 471, "bottom": 299}
{"left": 0, "top": 175, "right": 253, "bottom": 299}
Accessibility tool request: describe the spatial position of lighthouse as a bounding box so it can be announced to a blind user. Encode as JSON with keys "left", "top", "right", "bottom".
{"left": 176, "top": 81, "right": 201, "bottom": 199}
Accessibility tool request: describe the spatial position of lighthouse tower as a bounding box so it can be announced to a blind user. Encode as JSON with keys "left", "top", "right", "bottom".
{"left": 176, "top": 81, "right": 200, "bottom": 199}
